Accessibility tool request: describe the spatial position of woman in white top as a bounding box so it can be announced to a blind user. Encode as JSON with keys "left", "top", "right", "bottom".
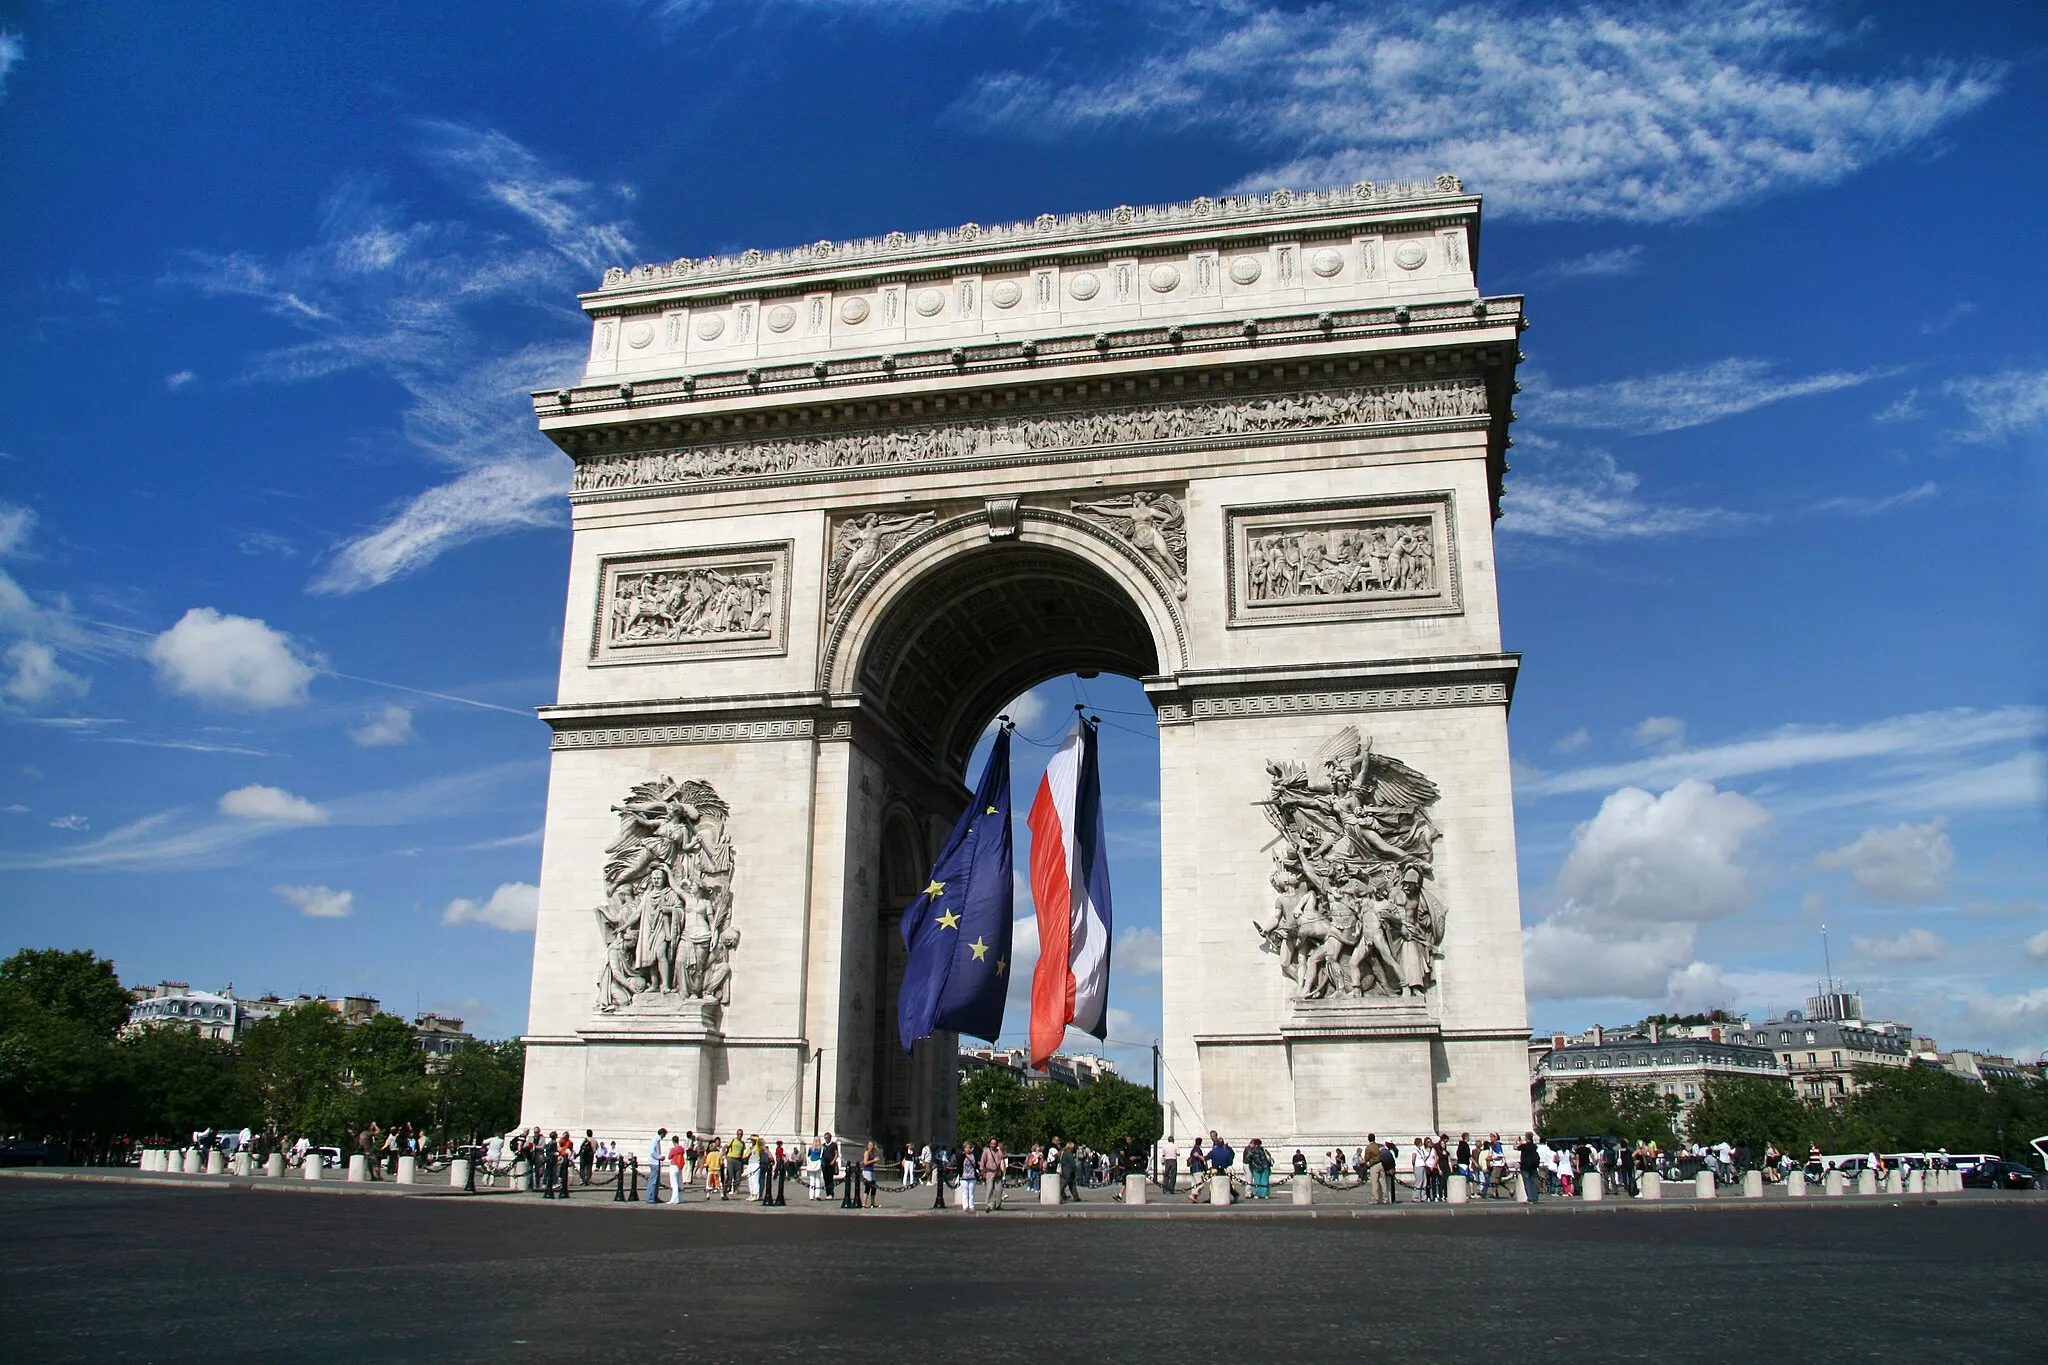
{"left": 1409, "top": 1139, "right": 1427, "bottom": 1201}
{"left": 806, "top": 1141, "right": 824, "bottom": 1199}
{"left": 959, "top": 1141, "right": 980, "bottom": 1212}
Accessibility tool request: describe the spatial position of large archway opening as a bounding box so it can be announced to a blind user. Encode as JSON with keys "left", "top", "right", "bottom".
{"left": 848, "top": 539, "right": 1168, "bottom": 1149}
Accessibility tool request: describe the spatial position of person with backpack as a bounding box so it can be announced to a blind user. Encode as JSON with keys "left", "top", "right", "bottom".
{"left": 1245, "top": 1138, "right": 1273, "bottom": 1199}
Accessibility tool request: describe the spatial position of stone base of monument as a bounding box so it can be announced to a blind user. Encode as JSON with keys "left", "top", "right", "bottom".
{"left": 1039, "top": 1176, "right": 1060, "bottom": 1206}
{"left": 1210, "top": 1172, "right": 1231, "bottom": 1205}
{"left": 1449, "top": 1173, "right": 1471, "bottom": 1204}
{"left": 1786, "top": 1171, "right": 1806, "bottom": 1197}
{"left": 1694, "top": 1171, "right": 1716, "bottom": 1199}
{"left": 347, "top": 1155, "right": 368, "bottom": 1182}
{"left": 397, "top": 1155, "right": 417, "bottom": 1185}
{"left": 304, "top": 1154, "right": 324, "bottom": 1181}
{"left": 451, "top": 1158, "right": 472, "bottom": 1189}
{"left": 1125, "top": 1173, "right": 1146, "bottom": 1205}
{"left": 1824, "top": 1171, "right": 1845, "bottom": 1196}
{"left": 1742, "top": 1170, "right": 1763, "bottom": 1199}
{"left": 1291, "top": 1176, "right": 1312, "bottom": 1205}
{"left": 1579, "top": 1172, "right": 1600, "bottom": 1202}
{"left": 1639, "top": 1173, "right": 1661, "bottom": 1200}
{"left": 265, "top": 1153, "right": 285, "bottom": 1178}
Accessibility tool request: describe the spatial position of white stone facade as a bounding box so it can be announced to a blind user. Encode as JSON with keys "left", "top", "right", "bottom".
{"left": 521, "top": 181, "right": 1533, "bottom": 1149}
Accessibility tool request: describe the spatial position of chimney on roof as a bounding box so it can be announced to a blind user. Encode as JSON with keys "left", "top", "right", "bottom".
{"left": 1592, "top": 1025, "right": 1604, "bottom": 1046}
{"left": 1649, "top": 1021, "right": 1660, "bottom": 1044}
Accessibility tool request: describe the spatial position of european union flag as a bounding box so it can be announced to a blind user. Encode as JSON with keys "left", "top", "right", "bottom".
{"left": 898, "top": 726, "right": 1015, "bottom": 1050}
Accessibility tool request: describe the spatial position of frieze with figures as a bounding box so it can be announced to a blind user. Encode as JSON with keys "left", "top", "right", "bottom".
{"left": 571, "top": 377, "right": 1489, "bottom": 493}
{"left": 592, "top": 543, "right": 790, "bottom": 663}
{"left": 593, "top": 776, "right": 740, "bottom": 1014}
{"left": 1229, "top": 495, "right": 1459, "bottom": 626}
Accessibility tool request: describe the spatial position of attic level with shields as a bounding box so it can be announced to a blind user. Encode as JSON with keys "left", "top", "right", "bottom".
{"left": 516, "top": 180, "right": 1533, "bottom": 1150}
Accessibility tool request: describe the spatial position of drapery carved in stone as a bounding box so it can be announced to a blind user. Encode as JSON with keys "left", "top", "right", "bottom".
{"left": 593, "top": 776, "right": 739, "bottom": 1013}
{"left": 608, "top": 564, "right": 775, "bottom": 645}
{"left": 1246, "top": 516, "right": 1435, "bottom": 604}
{"left": 1253, "top": 726, "right": 1445, "bottom": 1002}
{"left": 1070, "top": 490, "right": 1187, "bottom": 599}
{"left": 572, "top": 377, "right": 1488, "bottom": 492}
{"left": 825, "top": 509, "right": 937, "bottom": 615}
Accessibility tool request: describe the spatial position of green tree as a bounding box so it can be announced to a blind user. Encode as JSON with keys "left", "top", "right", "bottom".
{"left": 434, "top": 1040, "right": 525, "bottom": 1144}
{"left": 117, "top": 1025, "right": 254, "bottom": 1139}
{"left": 1538, "top": 1079, "right": 1679, "bottom": 1146}
{"left": 958, "top": 1065, "right": 1033, "bottom": 1149}
{"left": 0, "top": 949, "right": 131, "bottom": 1038}
{"left": 1829, "top": 1065, "right": 1997, "bottom": 1154}
{"left": 345, "top": 1013, "right": 436, "bottom": 1136}
{"left": 238, "top": 1002, "right": 350, "bottom": 1141}
{"left": 0, "top": 949, "right": 128, "bottom": 1143}
{"left": 1071, "top": 1075, "right": 1162, "bottom": 1153}
{"left": 1686, "top": 1075, "right": 1813, "bottom": 1152}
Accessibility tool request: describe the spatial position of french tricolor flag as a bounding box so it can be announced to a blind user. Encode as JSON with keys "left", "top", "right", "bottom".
{"left": 1028, "top": 715, "right": 1113, "bottom": 1068}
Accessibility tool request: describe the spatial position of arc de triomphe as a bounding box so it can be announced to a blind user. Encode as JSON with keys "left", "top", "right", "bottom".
{"left": 519, "top": 179, "right": 1534, "bottom": 1149}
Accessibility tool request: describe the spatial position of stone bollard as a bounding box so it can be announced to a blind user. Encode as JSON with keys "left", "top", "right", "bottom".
{"left": 304, "top": 1153, "right": 325, "bottom": 1181}
{"left": 1639, "top": 1173, "right": 1661, "bottom": 1200}
{"left": 141, "top": 1150, "right": 157, "bottom": 1173}
{"left": 397, "top": 1155, "right": 417, "bottom": 1185}
{"left": 1904, "top": 1169, "right": 1921, "bottom": 1194}
{"left": 231, "top": 1152, "right": 252, "bottom": 1177}
{"left": 181, "top": 1148, "right": 200, "bottom": 1174}
{"left": 1743, "top": 1170, "right": 1764, "bottom": 1199}
{"left": 347, "top": 1154, "right": 369, "bottom": 1183}
{"left": 205, "top": 1149, "right": 226, "bottom": 1176}
{"left": 1885, "top": 1169, "right": 1903, "bottom": 1195}
{"left": 1786, "top": 1170, "right": 1806, "bottom": 1197}
{"left": 1125, "top": 1173, "right": 1147, "bottom": 1205}
{"left": 451, "top": 1159, "right": 472, "bottom": 1189}
{"left": 265, "top": 1153, "right": 285, "bottom": 1179}
{"left": 1695, "top": 1171, "right": 1716, "bottom": 1199}
{"left": 1857, "top": 1170, "right": 1878, "bottom": 1196}
{"left": 1579, "top": 1171, "right": 1600, "bottom": 1202}
{"left": 1039, "top": 1175, "right": 1061, "bottom": 1206}
{"left": 1210, "top": 1171, "right": 1231, "bottom": 1206}
{"left": 1291, "top": 1176, "right": 1312, "bottom": 1206}
{"left": 1824, "top": 1170, "right": 1845, "bottom": 1196}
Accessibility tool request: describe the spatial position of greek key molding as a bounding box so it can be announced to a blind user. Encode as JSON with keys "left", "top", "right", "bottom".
{"left": 552, "top": 719, "right": 819, "bottom": 750}
{"left": 1155, "top": 681, "right": 1507, "bottom": 725}
{"left": 572, "top": 377, "right": 1488, "bottom": 494}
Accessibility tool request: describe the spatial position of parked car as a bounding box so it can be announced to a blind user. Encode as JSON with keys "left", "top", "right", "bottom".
{"left": 0, "top": 1138, "right": 65, "bottom": 1167}
{"left": 1961, "top": 1160, "right": 2040, "bottom": 1191}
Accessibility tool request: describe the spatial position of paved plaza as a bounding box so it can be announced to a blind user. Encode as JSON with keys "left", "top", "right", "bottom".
{"left": 5, "top": 1173, "right": 2044, "bottom": 1363}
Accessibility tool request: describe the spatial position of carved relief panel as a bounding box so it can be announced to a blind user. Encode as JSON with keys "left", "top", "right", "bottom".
{"left": 1227, "top": 493, "right": 1460, "bottom": 627}
{"left": 591, "top": 542, "right": 791, "bottom": 664}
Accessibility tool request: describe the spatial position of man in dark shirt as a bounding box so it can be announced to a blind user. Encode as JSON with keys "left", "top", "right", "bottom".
{"left": 1058, "top": 1139, "right": 1081, "bottom": 1203}
{"left": 578, "top": 1130, "right": 596, "bottom": 1186}
{"left": 1206, "top": 1131, "right": 1235, "bottom": 1203}
{"left": 1518, "top": 1132, "right": 1542, "bottom": 1203}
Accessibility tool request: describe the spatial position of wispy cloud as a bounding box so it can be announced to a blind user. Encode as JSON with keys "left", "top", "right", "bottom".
{"left": 1520, "top": 705, "right": 2045, "bottom": 802}
{"left": 163, "top": 369, "right": 197, "bottom": 390}
{"left": 1499, "top": 441, "right": 1756, "bottom": 541}
{"left": 168, "top": 125, "right": 630, "bottom": 593}
{"left": 1522, "top": 359, "right": 1884, "bottom": 435}
{"left": 0, "top": 30, "right": 22, "bottom": 102}
{"left": 1524, "top": 245, "right": 1643, "bottom": 284}
{"left": 958, "top": 2, "right": 2003, "bottom": 222}
{"left": 1943, "top": 367, "right": 2048, "bottom": 443}
{"left": 1811, "top": 481, "right": 1939, "bottom": 517}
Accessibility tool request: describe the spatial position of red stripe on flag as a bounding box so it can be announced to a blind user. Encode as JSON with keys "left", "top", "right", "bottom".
{"left": 1027, "top": 772, "right": 1073, "bottom": 1070}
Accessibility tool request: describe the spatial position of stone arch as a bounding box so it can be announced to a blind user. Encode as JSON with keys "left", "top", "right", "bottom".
{"left": 824, "top": 512, "right": 1182, "bottom": 773}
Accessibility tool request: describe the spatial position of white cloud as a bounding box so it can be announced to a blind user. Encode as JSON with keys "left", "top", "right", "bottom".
{"left": 146, "top": 607, "right": 319, "bottom": 708}
{"left": 1944, "top": 367, "right": 2048, "bottom": 443}
{"left": 1554, "top": 728, "right": 1590, "bottom": 755}
{"left": 1816, "top": 818, "right": 1953, "bottom": 906}
{"left": 170, "top": 126, "right": 622, "bottom": 594}
{"left": 1630, "top": 716, "right": 1686, "bottom": 750}
{"left": 217, "top": 784, "right": 329, "bottom": 825}
{"left": 1812, "top": 481, "right": 1939, "bottom": 517}
{"left": 0, "top": 501, "right": 32, "bottom": 556}
{"left": 2025, "top": 929, "right": 2048, "bottom": 961}
{"left": 442, "top": 881, "right": 540, "bottom": 932}
{"left": 49, "top": 813, "right": 88, "bottom": 831}
{"left": 1850, "top": 927, "right": 1947, "bottom": 964}
{"left": 1663, "top": 961, "right": 1734, "bottom": 1014}
{"left": 1500, "top": 443, "right": 1755, "bottom": 541}
{"left": 1943, "top": 987, "right": 2048, "bottom": 1058}
{"left": 277, "top": 884, "right": 354, "bottom": 919}
{"left": 0, "top": 31, "right": 21, "bottom": 102}
{"left": 3, "top": 804, "right": 26, "bottom": 814}
{"left": 1523, "top": 359, "right": 1882, "bottom": 435}
{"left": 960, "top": 2, "right": 2001, "bottom": 222}
{"left": 4, "top": 639, "right": 89, "bottom": 706}
{"left": 164, "top": 369, "right": 197, "bottom": 390}
{"left": 349, "top": 704, "right": 415, "bottom": 747}
{"left": 1525, "top": 245, "right": 1643, "bottom": 284}
{"left": 1524, "top": 779, "right": 1770, "bottom": 999}
{"left": 1873, "top": 390, "right": 1923, "bottom": 424}
{"left": 1522, "top": 705, "right": 2044, "bottom": 800}
{"left": 1114, "top": 926, "right": 1162, "bottom": 976}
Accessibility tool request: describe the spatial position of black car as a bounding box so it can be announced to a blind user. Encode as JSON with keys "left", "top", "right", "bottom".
{"left": 0, "top": 1138, "right": 64, "bottom": 1167}
{"left": 1961, "top": 1160, "right": 2041, "bottom": 1191}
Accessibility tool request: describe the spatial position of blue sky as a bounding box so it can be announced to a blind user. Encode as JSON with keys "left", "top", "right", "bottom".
{"left": 0, "top": 2, "right": 2043, "bottom": 1076}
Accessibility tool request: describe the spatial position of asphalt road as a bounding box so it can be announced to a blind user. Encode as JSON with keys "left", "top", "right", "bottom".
{"left": 3, "top": 1176, "right": 2043, "bottom": 1363}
